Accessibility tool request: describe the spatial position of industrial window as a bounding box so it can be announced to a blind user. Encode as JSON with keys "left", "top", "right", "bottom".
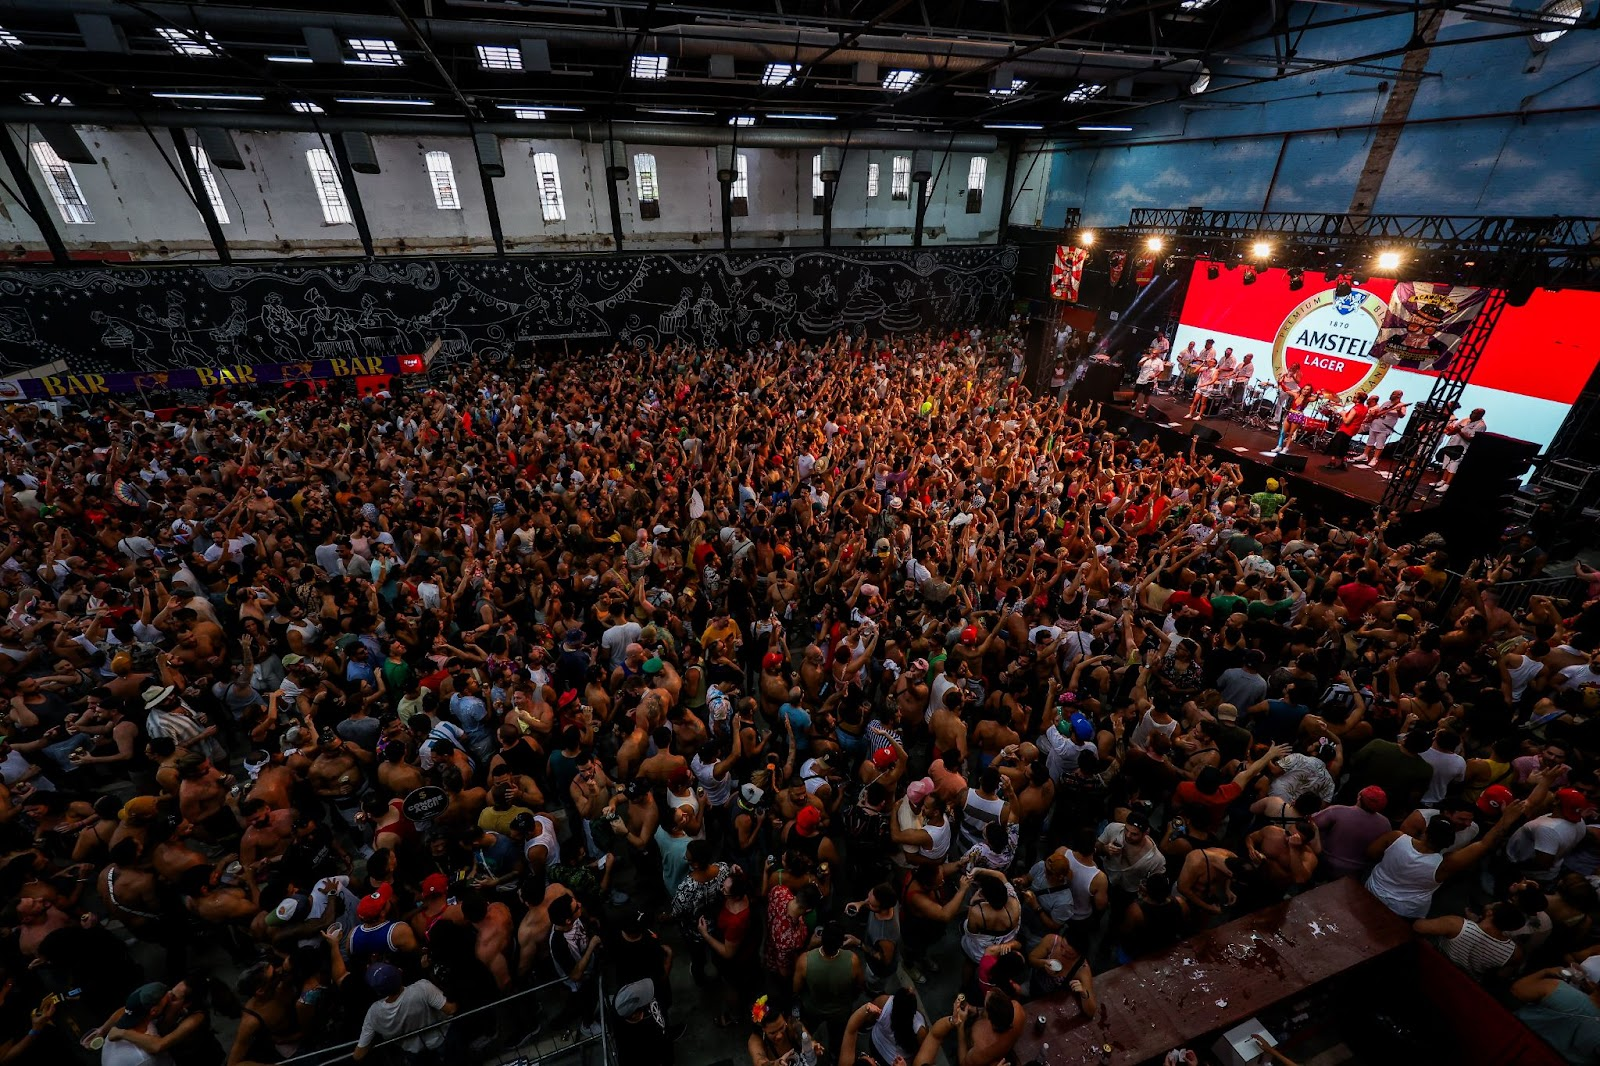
{"left": 191, "top": 146, "right": 229, "bottom": 224}
{"left": 633, "top": 152, "right": 660, "bottom": 220}
{"left": 866, "top": 162, "right": 880, "bottom": 198}
{"left": 291, "top": 101, "right": 324, "bottom": 114}
{"left": 425, "top": 151, "right": 460, "bottom": 210}
{"left": 0, "top": 27, "right": 21, "bottom": 48}
{"left": 966, "top": 156, "right": 987, "bottom": 213}
{"left": 1535, "top": 0, "right": 1582, "bottom": 43}
{"left": 157, "top": 28, "right": 220, "bottom": 58}
{"left": 1065, "top": 83, "right": 1105, "bottom": 103}
{"left": 533, "top": 151, "right": 565, "bottom": 222}
{"left": 304, "top": 148, "right": 352, "bottom": 224}
{"left": 881, "top": 69, "right": 920, "bottom": 92}
{"left": 20, "top": 93, "right": 72, "bottom": 106}
{"left": 348, "top": 38, "right": 403, "bottom": 65}
{"left": 811, "top": 153, "right": 824, "bottom": 215}
{"left": 730, "top": 153, "right": 749, "bottom": 216}
{"left": 890, "top": 155, "right": 910, "bottom": 201}
{"left": 30, "top": 141, "right": 93, "bottom": 224}
{"left": 631, "top": 54, "right": 668, "bottom": 79}
{"left": 762, "top": 62, "right": 797, "bottom": 87}
{"left": 989, "top": 78, "right": 1026, "bottom": 97}
{"left": 476, "top": 44, "right": 521, "bottom": 71}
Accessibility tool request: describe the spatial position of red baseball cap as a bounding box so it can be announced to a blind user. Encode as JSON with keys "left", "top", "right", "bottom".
{"left": 762, "top": 651, "right": 785, "bottom": 671}
{"left": 1477, "top": 784, "right": 1515, "bottom": 815}
{"left": 959, "top": 625, "right": 980, "bottom": 646}
{"left": 421, "top": 873, "right": 449, "bottom": 899}
{"left": 871, "top": 747, "right": 897, "bottom": 770}
{"left": 1357, "top": 786, "right": 1388, "bottom": 813}
{"left": 1557, "top": 788, "right": 1593, "bottom": 822}
{"left": 795, "top": 805, "right": 824, "bottom": 836}
{"left": 356, "top": 882, "right": 394, "bottom": 921}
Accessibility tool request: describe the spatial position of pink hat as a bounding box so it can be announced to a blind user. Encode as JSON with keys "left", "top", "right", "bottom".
{"left": 905, "top": 777, "right": 935, "bottom": 806}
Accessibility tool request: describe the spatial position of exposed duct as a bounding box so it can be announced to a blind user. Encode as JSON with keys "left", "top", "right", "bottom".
{"left": 0, "top": 108, "right": 999, "bottom": 151}
{"left": 4, "top": 0, "right": 1203, "bottom": 85}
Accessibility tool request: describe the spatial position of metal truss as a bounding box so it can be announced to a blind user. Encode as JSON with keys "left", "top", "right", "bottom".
{"left": 1378, "top": 287, "right": 1508, "bottom": 512}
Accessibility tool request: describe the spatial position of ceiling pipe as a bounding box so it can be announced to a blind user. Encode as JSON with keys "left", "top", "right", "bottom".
{"left": 0, "top": 108, "right": 999, "bottom": 150}
{"left": 0, "top": 0, "right": 1199, "bottom": 83}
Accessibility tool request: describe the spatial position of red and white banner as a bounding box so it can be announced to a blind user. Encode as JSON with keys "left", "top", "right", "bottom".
{"left": 1051, "top": 245, "right": 1088, "bottom": 302}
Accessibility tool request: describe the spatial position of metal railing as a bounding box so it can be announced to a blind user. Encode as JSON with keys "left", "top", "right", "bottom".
{"left": 275, "top": 973, "right": 611, "bottom": 1066}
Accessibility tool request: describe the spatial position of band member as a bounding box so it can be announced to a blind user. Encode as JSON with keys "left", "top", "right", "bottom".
{"left": 1283, "top": 385, "right": 1320, "bottom": 449}
{"left": 1181, "top": 341, "right": 1211, "bottom": 397}
{"left": 1323, "top": 391, "right": 1369, "bottom": 471}
{"left": 1134, "top": 349, "right": 1169, "bottom": 415}
{"left": 1274, "top": 363, "right": 1303, "bottom": 420}
{"left": 1439, "top": 407, "right": 1487, "bottom": 485}
{"left": 1188, "top": 357, "right": 1221, "bottom": 419}
{"left": 1357, "top": 390, "right": 1406, "bottom": 467}
{"left": 1231, "top": 353, "right": 1256, "bottom": 404}
{"left": 1217, "top": 347, "right": 1237, "bottom": 383}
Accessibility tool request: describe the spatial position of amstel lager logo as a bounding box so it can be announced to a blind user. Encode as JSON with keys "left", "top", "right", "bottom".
{"left": 1271, "top": 286, "right": 1390, "bottom": 402}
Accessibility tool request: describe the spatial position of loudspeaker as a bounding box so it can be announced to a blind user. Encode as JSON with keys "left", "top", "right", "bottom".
{"left": 198, "top": 127, "right": 245, "bottom": 170}
{"left": 38, "top": 124, "right": 94, "bottom": 165}
{"left": 1073, "top": 362, "right": 1121, "bottom": 406}
{"left": 1272, "top": 452, "right": 1308, "bottom": 472}
{"left": 519, "top": 39, "right": 552, "bottom": 73}
{"left": 1191, "top": 424, "right": 1223, "bottom": 445}
{"left": 474, "top": 133, "right": 504, "bottom": 178}
{"left": 340, "top": 132, "right": 380, "bottom": 174}
{"left": 1023, "top": 317, "right": 1053, "bottom": 392}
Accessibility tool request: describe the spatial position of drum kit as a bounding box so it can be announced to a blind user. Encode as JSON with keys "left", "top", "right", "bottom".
{"left": 1228, "top": 381, "right": 1337, "bottom": 447}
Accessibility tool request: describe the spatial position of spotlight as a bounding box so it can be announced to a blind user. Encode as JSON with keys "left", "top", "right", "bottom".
{"left": 1251, "top": 241, "right": 1271, "bottom": 260}
{"left": 1323, "top": 268, "right": 1340, "bottom": 282}
{"left": 1080, "top": 230, "right": 1096, "bottom": 246}
{"left": 1146, "top": 236, "right": 1164, "bottom": 252}
{"left": 1206, "top": 263, "right": 1220, "bottom": 281}
{"left": 1334, "top": 273, "right": 1353, "bottom": 298}
{"left": 1242, "top": 267, "right": 1257, "bottom": 286}
{"left": 1376, "top": 250, "right": 1403, "bottom": 271}
{"left": 1287, "top": 267, "right": 1304, "bottom": 291}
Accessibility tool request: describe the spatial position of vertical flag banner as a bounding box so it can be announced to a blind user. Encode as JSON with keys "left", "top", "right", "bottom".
{"left": 1050, "top": 245, "right": 1088, "bottom": 302}
{"left": 1108, "top": 250, "right": 1128, "bottom": 286}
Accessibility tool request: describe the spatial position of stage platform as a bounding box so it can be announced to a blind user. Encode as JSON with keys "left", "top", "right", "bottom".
{"left": 1013, "top": 878, "right": 1414, "bottom": 1066}
{"left": 1101, "top": 392, "right": 1448, "bottom": 520}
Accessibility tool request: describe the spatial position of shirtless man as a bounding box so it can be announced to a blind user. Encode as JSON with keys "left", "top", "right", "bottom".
{"left": 798, "top": 644, "right": 827, "bottom": 704}
{"left": 914, "top": 990, "right": 1024, "bottom": 1066}
{"left": 461, "top": 890, "right": 516, "bottom": 991}
{"left": 377, "top": 741, "right": 426, "bottom": 797}
{"left": 1245, "top": 820, "right": 1321, "bottom": 890}
{"left": 930, "top": 688, "right": 969, "bottom": 765}
{"left": 176, "top": 754, "right": 239, "bottom": 846}
{"left": 307, "top": 731, "right": 370, "bottom": 828}
{"left": 892, "top": 663, "right": 930, "bottom": 731}
{"left": 759, "top": 653, "right": 790, "bottom": 719}
{"left": 99, "top": 844, "right": 164, "bottom": 935}
{"left": 228, "top": 959, "right": 302, "bottom": 1066}
{"left": 181, "top": 860, "right": 262, "bottom": 926}
{"left": 15, "top": 895, "right": 73, "bottom": 958}
{"left": 239, "top": 798, "right": 297, "bottom": 870}
{"left": 1177, "top": 846, "right": 1242, "bottom": 925}
{"left": 636, "top": 726, "right": 690, "bottom": 785}
{"left": 515, "top": 873, "right": 573, "bottom": 978}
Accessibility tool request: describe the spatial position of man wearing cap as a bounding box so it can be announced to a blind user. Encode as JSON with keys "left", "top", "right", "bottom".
{"left": 1311, "top": 786, "right": 1394, "bottom": 880}
{"left": 611, "top": 977, "right": 674, "bottom": 1066}
{"left": 100, "top": 982, "right": 174, "bottom": 1066}
{"left": 349, "top": 883, "right": 421, "bottom": 965}
{"left": 1506, "top": 788, "right": 1596, "bottom": 886}
{"left": 1250, "top": 479, "right": 1287, "bottom": 520}
{"left": 353, "top": 962, "right": 457, "bottom": 1063}
{"left": 1095, "top": 811, "right": 1164, "bottom": 906}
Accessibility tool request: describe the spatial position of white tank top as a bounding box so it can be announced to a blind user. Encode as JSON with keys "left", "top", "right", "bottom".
{"left": 667, "top": 788, "right": 705, "bottom": 839}
{"left": 800, "top": 758, "right": 829, "bottom": 796}
{"left": 1067, "top": 851, "right": 1101, "bottom": 921}
{"left": 691, "top": 751, "right": 731, "bottom": 806}
{"left": 1365, "top": 835, "right": 1442, "bottom": 918}
{"left": 527, "top": 813, "right": 561, "bottom": 867}
{"left": 1506, "top": 654, "right": 1544, "bottom": 700}
{"left": 918, "top": 816, "right": 952, "bottom": 861}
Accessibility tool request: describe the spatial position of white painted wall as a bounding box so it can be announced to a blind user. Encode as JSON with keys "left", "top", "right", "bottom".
{"left": 0, "top": 126, "right": 1040, "bottom": 260}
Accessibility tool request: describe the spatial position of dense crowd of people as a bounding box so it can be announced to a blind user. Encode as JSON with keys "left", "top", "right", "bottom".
{"left": 1, "top": 326, "right": 1599, "bottom": 1066}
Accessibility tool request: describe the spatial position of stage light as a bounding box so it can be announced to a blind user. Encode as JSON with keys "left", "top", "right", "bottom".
{"left": 1206, "top": 263, "right": 1220, "bottom": 280}
{"left": 1146, "top": 236, "right": 1164, "bottom": 252}
{"left": 1287, "top": 267, "right": 1304, "bottom": 291}
{"left": 1080, "top": 230, "right": 1096, "bottom": 246}
{"left": 1251, "top": 241, "right": 1271, "bottom": 260}
{"left": 1323, "top": 269, "right": 1340, "bottom": 282}
{"left": 1376, "top": 250, "right": 1403, "bottom": 271}
{"left": 1242, "top": 267, "right": 1257, "bottom": 285}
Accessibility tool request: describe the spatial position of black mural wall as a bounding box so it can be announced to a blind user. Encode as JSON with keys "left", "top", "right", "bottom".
{"left": 0, "top": 246, "right": 1017, "bottom": 375}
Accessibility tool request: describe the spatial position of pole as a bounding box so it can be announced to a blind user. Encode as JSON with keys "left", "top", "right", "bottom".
{"left": 478, "top": 165, "right": 505, "bottom": 257}
{"left": 327, "top": 134, "right": 374, "bottom": 257}
{"left": 0, "top": 126, "right": 68, "bottom": 264}
{"left": 605, "top": 171, "right": 625, "bottom": 253}
{"left": 170, "top": 128, "right": 231, "bottom": 263}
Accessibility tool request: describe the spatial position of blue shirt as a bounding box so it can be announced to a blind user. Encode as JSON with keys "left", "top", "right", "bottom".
{"left": 1257, "top": 699, "right": 1310, "bottom": 744}
{"left": 450, "top": 692, "right": 492, "bottom": 757}
{"left": 1517, "top": 982, "right": 1600, "bottom": 1064}
{"left": 779, "top": 703, "right": 813, "bottom": 751}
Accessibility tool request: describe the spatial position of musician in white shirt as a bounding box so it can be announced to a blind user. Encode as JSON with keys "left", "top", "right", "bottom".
{"left": 1357, "top": 390, "right": 1406, "bottom": 467}
{"left": 1440, "top": 407, "right": 1487, "bottom": 485}
{"left": 1134, "top": 351, "right": 1170, "bottom": 415}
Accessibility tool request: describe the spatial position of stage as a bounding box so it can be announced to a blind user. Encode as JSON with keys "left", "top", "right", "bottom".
{"left": 1101, "top": 391, "right": 1449, "bottom": 519}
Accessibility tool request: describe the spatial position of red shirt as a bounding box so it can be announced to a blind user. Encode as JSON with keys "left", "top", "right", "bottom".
{"left": 1337, "top": 581, "right": 1381, "bottom": 616}
{"left": 1173, "top": 781, "right": 1243, "bottom": 831}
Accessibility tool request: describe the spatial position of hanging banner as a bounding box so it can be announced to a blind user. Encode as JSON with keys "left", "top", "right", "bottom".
{"left": 1375, "top": 281, "right": 1488, "bottom": 373}
{"left": 1050, "top": 245, "right": 1088, "bottom": 302}
{"left": 1134, "top": 257, "right": 1157, "bottom": 288}
{"left": 12, "top": 354, "right": 426, "bottom": 400}
{"left": 1108, "top": 250, "right": 1128, "bottom": 286}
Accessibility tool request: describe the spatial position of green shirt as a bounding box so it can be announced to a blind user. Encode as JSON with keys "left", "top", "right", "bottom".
{"left": 799, "top": 947, "right": 858, "bottom": 1015}
{"left": 1211, "top": 593, "right": 1249, "bottom": 618}
{"left": 1251, "top": 491, "right": 1287, "bottom": 519}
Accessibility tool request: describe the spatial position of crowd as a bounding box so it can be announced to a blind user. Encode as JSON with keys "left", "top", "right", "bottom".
{"left": 0, "top": 326, "right": 1599, "bottom": 1066}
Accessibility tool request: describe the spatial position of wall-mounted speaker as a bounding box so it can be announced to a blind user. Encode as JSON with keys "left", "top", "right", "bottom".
{"left": 340, "top": 132, "right": 380, "bottom": 175}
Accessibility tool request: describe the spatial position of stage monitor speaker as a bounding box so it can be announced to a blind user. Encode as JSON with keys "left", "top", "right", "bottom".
{"left": 1072, "top": 361, "right": 1121, "bottom": 406}
{"left": 1271, "top": 452, "right": 1308, "bottom": 473}
{"left": 1189, "top": 424, "right": 1223, "bottom": 445}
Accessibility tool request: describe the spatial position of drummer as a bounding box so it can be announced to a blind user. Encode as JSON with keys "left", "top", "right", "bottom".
{"left": 1230, "top": 353, "right": 1257, "bottom": 405}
